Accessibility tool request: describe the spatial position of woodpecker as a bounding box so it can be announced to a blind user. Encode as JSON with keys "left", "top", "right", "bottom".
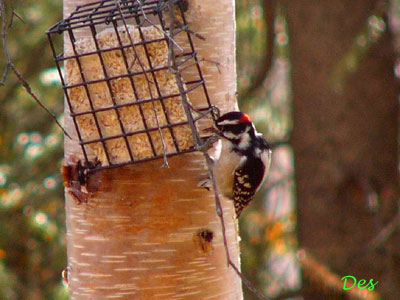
{"left": 210, "top": 111, "right": 272, "bottom": 218}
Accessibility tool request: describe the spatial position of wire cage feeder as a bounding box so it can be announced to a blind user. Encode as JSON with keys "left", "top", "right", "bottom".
{"left": 47, "top": 0, "right": 217, "bottom": 172}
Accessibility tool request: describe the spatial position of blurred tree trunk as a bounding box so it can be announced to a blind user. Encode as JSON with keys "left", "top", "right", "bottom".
{"left": 286, "top": 1, "right": 399, "bottom": 299}
{"left": 64, "top": 0, "right": 242, "bottom": 299}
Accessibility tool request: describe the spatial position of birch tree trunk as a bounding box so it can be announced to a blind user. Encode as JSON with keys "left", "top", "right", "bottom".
{"left": 63, "top": 0, "right": 242, "bottom": 299}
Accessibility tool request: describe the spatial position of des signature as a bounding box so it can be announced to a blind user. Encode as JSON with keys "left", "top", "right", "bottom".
{"left": 341, "top": 275, "right": 378, "bottom": 291}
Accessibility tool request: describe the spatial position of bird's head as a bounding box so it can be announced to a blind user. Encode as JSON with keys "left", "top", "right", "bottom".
{"left": 214, "top": 111, "right": 255, "bottom": 144}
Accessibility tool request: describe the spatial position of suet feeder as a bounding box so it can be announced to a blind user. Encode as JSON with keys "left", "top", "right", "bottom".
{"left": 47, "top": 0, "right": 217, "bottom": 172}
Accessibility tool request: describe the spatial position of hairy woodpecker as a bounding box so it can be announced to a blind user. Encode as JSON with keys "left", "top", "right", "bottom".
{"left": 210, "top": 111, "right": 272, "bottom": 218}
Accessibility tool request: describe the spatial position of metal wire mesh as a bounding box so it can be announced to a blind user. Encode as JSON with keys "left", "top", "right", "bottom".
{"left": 47, "top": 0, "right": 216, "bottom": 172}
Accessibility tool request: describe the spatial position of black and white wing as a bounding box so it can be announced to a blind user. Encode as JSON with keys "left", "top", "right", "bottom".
{"left": 233, "top": 156, "right": 267, "bottom": 218}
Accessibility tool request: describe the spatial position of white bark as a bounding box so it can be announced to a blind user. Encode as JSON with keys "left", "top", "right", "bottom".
{"left": 64, "top": 1, "right": 240, "bottom": 299}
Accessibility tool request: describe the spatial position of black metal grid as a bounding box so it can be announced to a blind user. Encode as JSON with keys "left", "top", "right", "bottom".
{"left": 46, "top": 0, "right": 216, "bottom": 172}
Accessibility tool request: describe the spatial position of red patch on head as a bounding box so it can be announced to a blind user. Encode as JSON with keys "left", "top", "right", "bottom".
{"left": 239, "top": 113, "right": 251, "bottom": 123}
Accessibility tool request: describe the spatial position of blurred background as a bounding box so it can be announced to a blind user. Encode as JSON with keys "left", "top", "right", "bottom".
{"left": 0, "top": 0, "right": 399, "bottom": 299}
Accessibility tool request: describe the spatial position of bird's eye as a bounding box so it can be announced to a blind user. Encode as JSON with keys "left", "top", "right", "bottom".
{"left": 231, "top": 127, "right": 243, "bottom": 134}
{"left": 225, "top": 124, "right": 246, "bottom": 135}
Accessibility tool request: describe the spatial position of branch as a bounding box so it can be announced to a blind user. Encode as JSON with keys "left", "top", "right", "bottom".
{"left": 366, "top": 211, "right": 400, "bottom": 252}
{"left": 345, "top": 198, "right": 400, "bottom": 264}
{"left": 299, "top": 249, "right": 380, "bottom": 300}
{"left": 239, "top": 0, "right": 276, "bottom": 99}
{"left": 7, "top": 0, "right": 24, "bottom": 29}
{"left": 0, "top": 0, "right": 11, "bottom": 84}
{"left": 166, "top": 1, "right": 271, "bottom": 299}
{"left": 0, "top": 0, "right": 71, "bottom": 139}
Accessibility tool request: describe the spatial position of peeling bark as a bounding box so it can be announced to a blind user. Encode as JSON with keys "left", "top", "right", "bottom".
{"left": 64, "top": 0, "right": 241, "bottom": 299}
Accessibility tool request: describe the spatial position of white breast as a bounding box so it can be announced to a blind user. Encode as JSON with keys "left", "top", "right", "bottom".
{"left": 213, "top": 139, "right": 243, "bottom": 197}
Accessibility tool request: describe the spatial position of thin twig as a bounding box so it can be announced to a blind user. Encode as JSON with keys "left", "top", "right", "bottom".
{"left": 366, "top": 210, "right": 400, "bottom": 252}
{"left": 115, "top": 0, "right": 170, "bottom": 167}
{"left": 1, "top": 0, "right": 11, "bottom": 84}
{"left": 202, "top": 153, "right": 231, "bottom": 263}
{"left": 179, "top": 57, "right": 222, "bottom": 74}
{"left": 0, "top": 0, "right": 71, "bottom": 139}
{"left": 167, "top": 0, "right": 229, "bottom": 259}
{"left": 300, "top": 249, "right": 380, "bottom": 300}
{"left": 203, "top": 149, "right": 271, "bottom": 300}
{"left": 229, "top": 260, "right": 271, "bottom": 300}
{"left": 201, "top": 58, "right": 222, "bottom": 74}
{"left": 239, "top": 0, "right": 276, "bottom": 99}
{"left": 184, "top": 26, "right": 206, "bottom": 41}
{"left": 346, "top": 200, "right": 400, "bottom": 264}
{"left": 9, "top": 11, "right": 24, "bottom": 26}
{"left": 135, "top": 0, "right": 183, "bottom": 53}
{"left": 173, "top": 19, "right": 206, "bottom": 41}
{"left": 9, "top": 63, "right": 72, "bottom": 139}
{"left": 167, "top": 1, "right": 271, "bottom": 299}
{"left": 201, "top": 134, "right": 270, "bottom": 300}
{"left": 7, "top": 0, "right": 24, "bottom": 29}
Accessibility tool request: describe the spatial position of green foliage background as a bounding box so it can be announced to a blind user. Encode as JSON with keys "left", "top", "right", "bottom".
{"left": 0, "top": 1, "right": 67, "bottom": 299}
